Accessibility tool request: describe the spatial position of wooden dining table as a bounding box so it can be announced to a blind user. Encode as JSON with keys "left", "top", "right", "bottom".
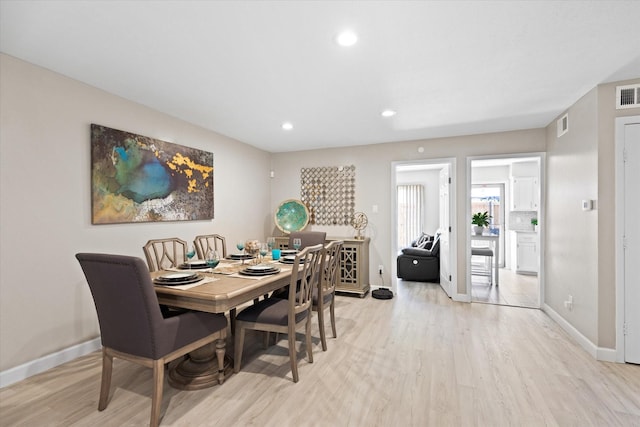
{"left": 152, "top": 259, "right": 294, "bottom": 390}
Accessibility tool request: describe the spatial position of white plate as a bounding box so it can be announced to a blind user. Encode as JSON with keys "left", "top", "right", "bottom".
{"left": 158, "top": 272, "right": 197, "bottom": 280}
{"left": 247, "top": 264, "right": 276, "bottom": 271}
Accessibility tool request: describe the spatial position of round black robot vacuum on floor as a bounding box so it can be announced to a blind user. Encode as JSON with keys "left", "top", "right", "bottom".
{"left": 371, "top": 287, "right": 394, "bottom": 299}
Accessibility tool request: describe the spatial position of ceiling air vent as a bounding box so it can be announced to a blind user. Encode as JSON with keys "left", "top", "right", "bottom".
{"left": 557, "top": 113, "right": 568, "bottom": 137}
{"left": 616, "top": 84, "right": 640, "bottom": 109}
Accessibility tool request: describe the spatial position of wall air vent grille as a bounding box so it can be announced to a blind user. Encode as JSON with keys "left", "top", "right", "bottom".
{"left": 616, "top": 84, "right": 640, "bottom": 109}
{"left": 557, "top": 113, "right": 569, "bottom": 137}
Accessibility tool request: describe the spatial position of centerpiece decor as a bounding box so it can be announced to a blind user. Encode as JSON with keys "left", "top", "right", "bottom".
{"left": 244, "top": 240, "right": 261, "bottom": 264}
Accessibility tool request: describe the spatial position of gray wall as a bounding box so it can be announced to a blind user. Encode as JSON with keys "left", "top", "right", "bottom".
{"left": 545, "top": 78, "right": 640, "bottom": 350}
{"left": 0, "top": 54, "right": 272, "bottom": 371}
{"left": 545, "top": 87, "right": 600, "bottom": 343}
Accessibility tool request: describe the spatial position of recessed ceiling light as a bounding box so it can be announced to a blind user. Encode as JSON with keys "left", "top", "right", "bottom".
{"left": 381, "top": 110, "right": 396, "bottom": 117}
{"left": 281, "top": 122, "right": 293, "bottom": 130}
{"left": 336, "top": 30, "right": 358, "bottom": 47}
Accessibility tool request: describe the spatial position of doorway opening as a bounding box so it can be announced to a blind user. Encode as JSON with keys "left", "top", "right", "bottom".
{"left": 471, "top": 183, "right": 505, "bottom": 267}
{"left": 468, "top": 155, "right": 543, "bottom": 308}
{"left": 392, "top": 159, "right": 456, "bottom": 298}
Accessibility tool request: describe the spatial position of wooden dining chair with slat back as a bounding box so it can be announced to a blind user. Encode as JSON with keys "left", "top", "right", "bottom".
{"left": 234, "top": 243, "right": 324, "bottom": 383}
{"left": 143, "top": 238, "right": 188, "bottom": 272}
{"left": 193, "top": 234, "right": 227, "bottom": 259}
{"left": 313, "top": 240, "right": 343, "bottom": 351}
{"left": 142, "top": 238, "right": 191, "bottom": 318}
{"left": 75, "top": 253, "right": 228, "bottom": 427}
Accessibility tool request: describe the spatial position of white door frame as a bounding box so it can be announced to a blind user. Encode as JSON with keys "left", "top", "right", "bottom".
{"left": 391, "top": 158, "right": 457, "bottom": 298}
{"left": 615, "top": 115, "right": 640, "bottom": 362}
{"left": 465, "top": 153, "right": 546, "bottom": 307}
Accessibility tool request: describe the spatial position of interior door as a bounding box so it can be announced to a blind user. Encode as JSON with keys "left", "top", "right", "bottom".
{"left": 439, "top": 166, "right": 451, "bottom": 296}
{"left": 624, "top": 121, "right": 640, "bottom": 364}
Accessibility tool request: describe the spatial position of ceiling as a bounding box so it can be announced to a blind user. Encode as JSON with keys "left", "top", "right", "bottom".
{"left": 1, "top": 1, "right": 639, "bottom": 153}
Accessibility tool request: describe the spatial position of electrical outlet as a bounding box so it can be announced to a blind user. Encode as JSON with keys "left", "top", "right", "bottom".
{"left": 564, "top": 295, "right": 573, "bottom": 311}
{"left": 378, "top": 265, "right": 384, "bottom": 275}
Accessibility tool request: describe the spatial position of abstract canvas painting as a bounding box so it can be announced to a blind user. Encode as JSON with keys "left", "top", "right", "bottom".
{"left": 91, "top": 124, "right": 214, "bottom": 224}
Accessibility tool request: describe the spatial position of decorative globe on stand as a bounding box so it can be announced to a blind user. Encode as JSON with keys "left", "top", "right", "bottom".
{"left": 351, "top": 212, "right": 368, "bottom": 240}
{"left": 274, "top": 199, "right": 310, "bottom": 234}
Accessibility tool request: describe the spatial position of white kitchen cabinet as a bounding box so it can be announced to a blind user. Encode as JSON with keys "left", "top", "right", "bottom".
{"left": 516, "top": 232, "right": 538, "bottom": 274}
{"left": 512, "top": 177, "right": 539, "bottom": 211}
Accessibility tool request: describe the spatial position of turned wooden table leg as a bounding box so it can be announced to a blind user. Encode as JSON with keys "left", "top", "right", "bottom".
{"left": 215, "top": 339, "right": 226, "bottom": 385}
{"left": 168, "top": 340, "right": 232, "bottom": 390}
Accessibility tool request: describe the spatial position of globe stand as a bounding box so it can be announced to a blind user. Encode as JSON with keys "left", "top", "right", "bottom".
{"left": 351, "top": 211, "right": 368, "bottom": 241}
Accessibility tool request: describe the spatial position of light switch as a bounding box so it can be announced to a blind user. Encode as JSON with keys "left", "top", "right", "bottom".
{"left": 581, "top": 200, "right": 593, "bottom": 211}
{"left": 372, "top": 204, "right": 378, "bottom": 213}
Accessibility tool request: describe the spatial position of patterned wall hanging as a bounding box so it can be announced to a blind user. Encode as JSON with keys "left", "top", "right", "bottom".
{"left": 300, "top": 165, "right": 355, "bottom": 225}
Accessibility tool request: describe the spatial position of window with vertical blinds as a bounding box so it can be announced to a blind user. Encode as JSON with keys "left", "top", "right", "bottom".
{"left": 397, "top": 184, "right": 424, "bottom": 248}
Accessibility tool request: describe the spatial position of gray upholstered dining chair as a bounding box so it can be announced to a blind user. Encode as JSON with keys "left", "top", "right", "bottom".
{"left": 288, "top": 231, "right": 326, "bottom": 250}
{"left": 313, "top": 240, "right": 343, "bottom": 351}
{"left": 194, "top": 233, "right": 227, "bottom": 259}
{"left": 143, "top": 238, "right": 188, "bottom": 272}
{"left": 76, "top": 253, "right": 228, "bottom": 427}
{"left": 233, "top": 244, "right": 324, "bottom": 383}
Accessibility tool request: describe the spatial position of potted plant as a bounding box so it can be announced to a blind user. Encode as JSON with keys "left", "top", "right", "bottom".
{"left": 472, "top": 211, "right": 490, "bottom": 235}
{"left": 531, "top": 218, "right": 538, "bottom": 232}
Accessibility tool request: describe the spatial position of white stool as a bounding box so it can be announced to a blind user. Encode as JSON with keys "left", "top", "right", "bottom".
{"left": 471, "top": 247, "right": 494, "bottom": 285}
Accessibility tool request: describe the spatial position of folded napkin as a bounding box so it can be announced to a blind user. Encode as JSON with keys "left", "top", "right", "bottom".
{"left": 165, "top": 267, "right": 218, "bottom": 273}
{"left": 213, "top": 264, "right": 247, "bottom": 275}
{"left": 228, "top": 273, "right": 265, "bottom": 280}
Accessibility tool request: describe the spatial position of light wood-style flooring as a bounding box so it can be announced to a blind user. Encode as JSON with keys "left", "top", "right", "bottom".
{"left": 472, "top": 268, "right": 539, "bottom": 308}
{"left": 1, "top": 282, "right": 639, "bottom": 426}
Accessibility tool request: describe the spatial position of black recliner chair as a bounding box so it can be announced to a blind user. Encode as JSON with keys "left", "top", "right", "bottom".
{"left": 397, "top": 233, "right": 440, "bottom": 282}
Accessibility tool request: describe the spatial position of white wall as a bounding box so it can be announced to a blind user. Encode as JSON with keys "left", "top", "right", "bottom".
{"left": 472, "top": 165, "right": 510, "bottom": 183}
{"left": 0, "top": 54, "right": 272, "bottom": 371}
{"left": 396, "top": 169, "right": 440, "bottom": 236}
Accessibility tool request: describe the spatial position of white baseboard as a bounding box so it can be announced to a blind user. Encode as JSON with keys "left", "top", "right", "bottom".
{"left": 0, "top": 337, "right": 101, "bottom": 388}
{"left": 596, "top": 347, "right": 618, "bottom": 362}
{"left": 542, "top": 304, "right": 617, "bottom": 362}
{"left": 453, "top": 292, "right": 471, "bottom": 303}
